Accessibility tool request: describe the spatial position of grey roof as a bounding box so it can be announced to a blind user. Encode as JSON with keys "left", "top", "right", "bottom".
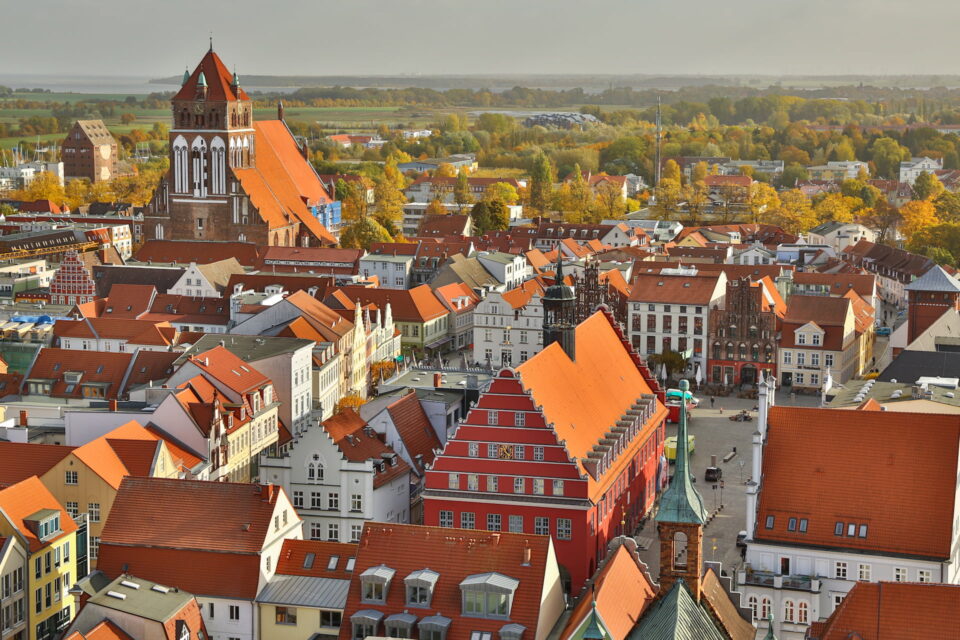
{"left": 386, "top": 612, "right": 419, "bottom": 625}
{"left": 905, "top": 309, "right": 960, "bottom": 352}
{"left": 351, "top": 609, "right": 384, "bottom": 623}
{"left": 827, "top": 378, "right": 960, "bottom": 409}
{"left": 360, "top": 564, "right": 396, "bottom": 582}
{"left": 420, "top": 615, "right": 452, "bottom": 629}
{"left": 459, "top": 572, "right": 520, "bottom": 591}
{"left": 905, "top": 265, "right": 960, "bottom": 293}
{"left": 879, "top": 350, "right": 960, "bottom": 383}
{"left": 87, "top": 574, "right": 194, "bottom": 623}
{"left": 809, "top": 220, "right": 848, "bottom": 235}
{"left": 93, "top": 264, "right": 185, "bottom": 298}
{"left": 256, "top": 574, "right": 350, "bottom": 609}
{"left": 177, "top": 334, "right": 315, "bottom": 365}
{"left": 628, "top": 580, "right": 726, "bottom": 640}
{"left": 74, "top": 570, "right": 113, "bottom": 598}
{"left": 405, "top": 569, "right": 440, "bottom": 585}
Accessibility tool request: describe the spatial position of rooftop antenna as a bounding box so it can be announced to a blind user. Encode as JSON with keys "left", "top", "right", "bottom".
{"left": 655, "top": 95, "right": 662, "bottom": 187}
{"left": 209, "top": 32, "right": 213, "bottom": 52}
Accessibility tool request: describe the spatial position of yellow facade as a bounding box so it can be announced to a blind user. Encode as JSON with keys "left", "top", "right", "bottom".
{"left": 0, "top": 524, "right": 76, "bottom": 640}
{"left": 39, "top": 445, "right": 179, "bottom": 569}
{"left": 257, "top": 603, "right": 340, "bottom": 640}
{"left": 226, "top": 405, "right": 280, "bottom": 483}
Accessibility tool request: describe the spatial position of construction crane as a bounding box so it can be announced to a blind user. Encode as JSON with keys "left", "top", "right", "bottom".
{"left": 0, "top": 241, "right": 99, "bottom": 262}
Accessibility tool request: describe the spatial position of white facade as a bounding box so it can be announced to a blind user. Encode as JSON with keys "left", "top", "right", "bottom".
{"left": 778, "top": 319, "right": 857, "bottom": 389}
{"left": 359, "top": 254, "right": 414, "bottom": 289}
{"left": 732, "top": 244, "right": 776, "bottom": 265}
{"left": 807, "top": 223, "right": 877, "bottom": 253}
{"left": 312, "top": 343, "right": 343, "bottom": 421}
{"left": 472, "top": 288, "right": 543, "bottom": 368}
{"left": 169, "top": 263, "right": 222, "bottom": 298}
{"left": 258, "top": 420, "right": 411, "bottom": 544}
{"left": 476, "top": 252, "right": 531, "bottom": 290}
{"left": 899, "top": 156, "right": 943, "bottom": 185}
{"left": 57, "top": 334, "right": 170, "bottom": 352}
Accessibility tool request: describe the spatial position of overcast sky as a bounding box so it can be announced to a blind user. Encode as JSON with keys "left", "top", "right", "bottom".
{"left": 4, "top": 0, "right": 958, "bottom": 78}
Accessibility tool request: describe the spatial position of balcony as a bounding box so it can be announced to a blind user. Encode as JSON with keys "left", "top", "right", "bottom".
{"left": 738, "top": 568, "right": 820, "bottom": 592}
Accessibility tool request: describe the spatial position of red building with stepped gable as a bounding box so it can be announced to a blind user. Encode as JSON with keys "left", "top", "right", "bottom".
{"left": 48, "top": 249, "right": 96, "bottom": 305}
{"left": 422, "top": 305, "right": 668, "bottom": 594}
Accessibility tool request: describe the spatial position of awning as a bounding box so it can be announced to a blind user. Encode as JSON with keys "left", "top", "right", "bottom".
{"left": 425, "top": 335, "right": 454, "bottom": 350}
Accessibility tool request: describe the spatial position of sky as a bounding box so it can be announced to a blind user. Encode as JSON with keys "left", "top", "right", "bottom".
{"left": 4, "top": 0, "right": 960, "bottom": 78}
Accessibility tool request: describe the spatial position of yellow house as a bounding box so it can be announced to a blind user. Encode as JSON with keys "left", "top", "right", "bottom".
{"left": 0, "top": 477, "right": 77, "bottom": 640}
{"left": 39, "top": 421, "right": 180, "bottom": 570}
{"left": 0, "top": 535, "right": 28, "bottom": 640}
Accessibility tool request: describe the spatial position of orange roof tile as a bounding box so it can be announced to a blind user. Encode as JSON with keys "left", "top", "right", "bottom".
{"left": 338, "top": 523, "right": 553, "bottom": 640}
{"left": 144, "top": 425, "right": 205, "bottom": 472}
{"left": 561, "top": 544, "right": 656, "bottom": 640}
{"left": 433, "top": 282, "right": 479, "bottom": 313}
{"left": 0, "top": 476, "right": 77, "bottom": 552}
{"left": 757, "top": 407, "right": 960, "bottom": 558}
{"left": 0, "top": 443, "right": 73, "bottom": 488}
{"left": 69, "top": 421, "right": 166, "bottom": 489}
{"left": 385, "top": 391, "right": 443, "bottom": 470}
{"left": 276, "top": 539, "right": 359, "bottom": 579}
{"left": 27, "top": 348, "right": 133, "bottom": 400}
{"left": 322, "top": 409, "right": 412, "bottom": 487}
{"left": 328, "top": 285, "right": 448, "bottom": 322}
{"left": 101, "top": 477, "right": 286, "bottom": 554}
{"left": 185, "top": 345, "right": 270, "bottom": 395}
{"left": 173, "top": 49, "right": 249, "bottom": 102}
{"left": 628, "top": 272, "right": 724, "bottom": 304}
{"left": 516, "top": 312, "right": 667, "bottom": 500}
{"left": 66, "top": 619, "right": 135, "bottom": 640}
{"left": 53, "top": 318, "right": 177, "bottom": 346}
{"left": 500, "top": 278, "right": 545, "bottom": 310}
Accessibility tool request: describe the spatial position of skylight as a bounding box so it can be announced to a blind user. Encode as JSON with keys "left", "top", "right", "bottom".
{"left": 303, "top": 552, "right": 315, "bottom": 569}
{"left": 327, "top": 555, "right": 339, "bottom": 571}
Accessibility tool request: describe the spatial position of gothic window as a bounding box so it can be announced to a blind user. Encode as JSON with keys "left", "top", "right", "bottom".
{"left": 155, "top": 224, "right": 164, "bottom": 240}
{"left": 749, "top": 325, "right": 758, "bottom": 338}
{"left": 726, "top": 342, "right": 734, "bottom": 360}
{"left": 242, "top": 136, "right": 250, "bottom": 167}
{"left": 172, "top": 136, "right": 188, "bottom": 193}
{"left": 190, "top": 137, "right": 208, "bottom": 198}
{"left": 751, "top": 344, "right": 760, "bottom": 361}
{"left": 210, "top": 137, "right": 226, "bottom": 195}
{"left": 712, "top": 342, "right": 721, "bottom": 360}
{"left": 765, "top": 345, "right": 773, "bottom": 363}
{"left": 672, "top": 531, "right": 688, "bottom": 570}
{"left": 738, "top": 343, "right": 747, "bottom": 360}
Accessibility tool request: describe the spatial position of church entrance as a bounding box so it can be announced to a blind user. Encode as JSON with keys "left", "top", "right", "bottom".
{"left": 741, "top": 365, "right": 757, "bottom": 386}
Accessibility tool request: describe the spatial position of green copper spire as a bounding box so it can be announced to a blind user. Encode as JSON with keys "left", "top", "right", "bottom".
{"left": 580, "top": 601, "right": 608, "bottom": 640}
{"left": 232, "top": 71, "right": 240, "bottom": 87}
{"left": 197, "top": 71, "right": 207, "bottom": 88}
{"left": 182, "top": 68, "right": 190, "bottom": 85}
{"left": 763, "top": 613, "right": 778, "bottom": 639}
{"left": 656, "top": 379, "right": 708, "bottom": 525}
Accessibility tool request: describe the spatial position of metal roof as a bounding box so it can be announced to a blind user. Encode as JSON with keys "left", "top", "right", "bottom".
{"left": 459, "top": 572, "right": 520, "bottom": 591}
{"left": 87, "top": 575, "right": 194, "bottom": 623}
{"left": 627, "top": 580, "right": 726, "bottom": 640}
{"left": 257, "top": 574, "right": 350, "bottom": 609}
{"left": 905, "top": 265, "right": 960, "bottom": 293}
{"left": 385, "top": 612, "right": 418, "bottom": 625}
{"left": 360, "top": 564, "right": 396, "bottom": 582}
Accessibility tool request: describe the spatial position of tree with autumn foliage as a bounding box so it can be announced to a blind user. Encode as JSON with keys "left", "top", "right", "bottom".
{"left": 528, "top": 151, "right": 554, "bottom": 213}
{"left": 747, "top": 182, "right": 780, "bottom": 223}
{"left": 373, "top": 162, "right": 408, "bottom": 235}
{"left": 652, "top": 178, "right": 682, "bottom": 220}
{"left": 453, "top": 167, "right": 473, "bottom": 211}
{"left": 814, "top": 193, "right": 860, "bottom": 223}
{"left": 10, "top": 172, "right": 65, "bottom": 205}
{"left": 772, "top": 189, "right": 817, "bottom": 234}
{"left": 339, "top": 215, "right": 393, "bottom": 250}
{"left": 898, "top": 200, "right": 940, "bottom": 243}
{"left": 912, "top": 171, "right": 944, "bottom": 201}
{"left": 434, "top": 163, "right": 457, "bottom": 178}
{"left": 425, "top": 198, "right": 447, "bottom": 216}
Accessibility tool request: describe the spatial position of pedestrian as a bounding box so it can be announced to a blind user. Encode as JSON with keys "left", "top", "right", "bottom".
{"left": 710, "top": 396, "right": 715, "bottom": 408}
{"left": 719, "top": 406, "right": 723, "bottom": 414}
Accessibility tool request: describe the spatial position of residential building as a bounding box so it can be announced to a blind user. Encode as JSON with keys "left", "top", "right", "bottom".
{"left": 790, "top": 272, "right": 878, "bottom": 311}
{"left": 143, "top": 49, "right": 335, "bottom": 247}
{"left": 23, "top": 348, "right": 179, "bottom": 401}
{"left": 61, "top": 121, "right": 117, "bottom": 183}
{"left": 167, "top": 259, "right": 245, "bottom": 298}
{"left": 423, "top": 309, "right": 668, "bottom": 593}
{"left": 63, "top": 573, "right": 208, "bottom": 640}
{"left": 629, "top": 219, "right": 683, "bottom": 244}
{"left": 53, "top": 318, "right": 181, "bottom": 353}
{"left": 256, "top": 246, "right": 362, "bottom": 276}
{"left": 899, "top": 156, "right": 943, "bottom": 184}
{"left": 163, "top": 346, "right": 281, "bottom": 481}
{"left": 404, "top": 176, "right": 519, "bottom": 203}
{"left": 97, "top": 478, "right": 302, "bottom": 640}
{"left": 34, "top": 421, "right": 183, "bottom": 569}
{"left": 719, "top": 159, "right": 784, "bottom": 176}
{"left": 0, "top": 535, "right": 27, "bottom": 640}
{"left": 807, "top": 582, "right": 960, "bottom": 640}
{"left": 260, "top": 409, "right": 411, "bottom": 543}
{"left": 806, "top": 222, "right": 876, "bottom": 253}
{"left": 476, "top": 252, "right": 531, "bottom": 291}
{"left": 628, "top": 268, "right": 726, "bottom": 375}
{"left": 707, "top": 276, "right": 783, "bottom": 386}
{"left": 841, "top": 240, "right": 934, "bottom": 309}
{"left": 905, "top": 265, "right": 960, "bottom": 345}
{"left": 0, "top": 477, "right": 78, "bottom": 640}
{"left": 778, "top": 295, "right": 860, "bottom": 390}
{"left": 741, "top": 397, "right": 960, "bottom": 639}
{"left": 337, "top": 523, "right": 565, "bottom": 640}
{"left": 433, "top": 283, "right": 478, "bottom": 352}
{"left": 0, "top": 260, "right": 55, "bottom": 301}
{"left": 177, "top": 335, "right": 315, "bottom": 437}
{"left": 46, "top": 252, "right": 95, "bottom": 307}
{"left": 472, "top": 279, "right": 544, "bottom": 368}
{"left": 361, "top": 389, "right": 443, "bottom": 480}
{"left": 732, "top": 243, "right": 776, "bottom": 266}
{"left": 256, "top": 539, "right": 355, "bottom": 640}
{"left": 806, "top": 161, "right": 869, "bottom": 181}
{"left": 359, "top": 252, "right": 414, "bottom": 290}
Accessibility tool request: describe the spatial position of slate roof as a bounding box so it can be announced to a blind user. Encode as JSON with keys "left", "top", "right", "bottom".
{"left": 257, "top": 574, "right": 350, "bottom": 609}
{"left": 904, "top": 264, "right": 960, "bottom": 292}
{"left": 756, "top": 407, "right": 960, "bottom": 559}
{"left": 93, "top": 265, "right": 185, "bottom": 298}
{"left": 879, "top": 350, "right": 960, "bottom": 383}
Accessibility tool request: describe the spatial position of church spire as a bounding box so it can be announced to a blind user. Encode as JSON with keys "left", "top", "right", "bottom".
{"left": 542, "top": 251, "right": 576, "bottom": 360}
{"left": 657, "top": 380, "right": 707, "bottom": 525}
{"left": 182, "top": 67, "right": 190, "bottom": 86}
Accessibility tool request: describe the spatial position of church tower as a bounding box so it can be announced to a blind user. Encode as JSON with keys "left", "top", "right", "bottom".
{"left": 542, "top": 253, "right": 577, "bottom": 360}
{"left": 655, "top": 379, "right": 708, "bottom": 599}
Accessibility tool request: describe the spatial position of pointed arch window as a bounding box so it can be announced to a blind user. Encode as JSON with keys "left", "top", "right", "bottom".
{"left": 671, "top": 531, "right": 688, "bottom": 570}
{"left": 172, "top": 136, "right": 188, "bottom": 193}
{"left": 191, "top": 137, "right": 208, "bottom": 198}
{"left": 210, "top": 137, "right": 226, "bottom": 195}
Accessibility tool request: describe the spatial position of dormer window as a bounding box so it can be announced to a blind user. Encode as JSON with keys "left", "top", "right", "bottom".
{"left": 797, "top": 333, "right": 806, "bottom": 345}
{"left": 360, "top": 565, "right": 395, "bottom": 603}
{"left": 385, "top": 612, "right": 417, "bottom": 638}
{"left": 461, "top": 572, "right": 518, "bottom": 618}
{"left": 812, "top": 333, "right": 821, "bottom": 346}
{"left": 419, "top": 615, "right": 452, "bottom": 640}
{"left": 405, "top": 569, "right": 439, "bottom": 607}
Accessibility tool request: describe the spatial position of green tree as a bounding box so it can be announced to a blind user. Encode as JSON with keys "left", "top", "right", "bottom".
{"left": 652, "top": 178, "right": 682, "bottom": 220}
{"left": 340, "top": 216, "right": 392, "bottom": 250}
{"left": 529, "top": 151, "right": 554, "bottom": 213}
{"left": 871, "top": 137, "right": 910, "bottom": 179}
{"left": 908, "top": 222, "right": 960, "bottom": 266}
{"left": 934, "top": 190, "right": 960, "bottom": 221}
{"left": 453, "top": 168, "right": 473, "bottom": 210}
{"left": 779, "top": 163, "right": 809, "bottom": 188}
{"left": 912, "top": 171, "right": 944, "bottom": 201}
{"left": 482, "top": 181, "right": 519, "bottom": 205}
{"left": 336, "top": 178, "right": 369, "bottom": 222}
{"left": 471, "top": 199, "right": 510, "bottom": 234}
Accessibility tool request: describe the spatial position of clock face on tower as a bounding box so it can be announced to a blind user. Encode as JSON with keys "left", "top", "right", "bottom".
{"left": 194, "top": 103, "right": 204, "bottom": 114}
{"left": 498, "top": 444, "right": 515, "bottom": 460}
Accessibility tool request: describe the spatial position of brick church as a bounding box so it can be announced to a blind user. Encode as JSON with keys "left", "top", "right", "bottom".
{"left": 144, "top": 47, "right": 337, "bottom": 247}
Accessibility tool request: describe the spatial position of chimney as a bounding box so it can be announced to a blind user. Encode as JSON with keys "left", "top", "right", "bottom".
{"left": 277, "top": 101, "right": 285, "bottom": 123}
{"left": 521, "top": 543, "right": 531, "bottom": 566}
{"left": 69, "top": 584, "right": 90, "bottom": 610}
{"left": 19, "top": 410, "right": 28, "bottom": 427}
{"left": 109, "top": 399, "right": 118, "bottom": 412}
{"left": 300, "top": 139, "right": 309, "bottom": 161}
{"left": 433, "top": 372, "right": 442, "bottom": 387}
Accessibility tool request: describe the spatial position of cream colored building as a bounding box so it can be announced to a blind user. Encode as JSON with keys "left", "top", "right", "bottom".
{"left": 0, "top": 535, "right": 28, "bottom": 640}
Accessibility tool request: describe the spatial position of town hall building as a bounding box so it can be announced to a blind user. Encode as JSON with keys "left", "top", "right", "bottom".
{"left": 144, "top": 46, "right": 337, "bottom": 247}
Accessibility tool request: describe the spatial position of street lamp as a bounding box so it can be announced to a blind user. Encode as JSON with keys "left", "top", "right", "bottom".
{"left": 720, "top": 479, "right": 725, "bottom": 508}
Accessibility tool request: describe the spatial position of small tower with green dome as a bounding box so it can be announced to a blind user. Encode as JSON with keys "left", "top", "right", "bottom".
{"left": 655, "top": 379, "right": 708, "bottom": 600}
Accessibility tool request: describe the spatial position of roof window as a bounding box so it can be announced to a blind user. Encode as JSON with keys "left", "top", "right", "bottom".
{"left": 303, "top": 552, "right": 315, "bottom": 569}
{"left": 858, "top": 524, "right": 868, "bottom": 538}
{"left": 326, "top": 555, "right": 338, "bottom": 571}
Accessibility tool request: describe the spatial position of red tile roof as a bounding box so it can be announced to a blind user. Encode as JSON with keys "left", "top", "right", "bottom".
{"left": 628, "top": 272, "right": 724, "bottom": 304}
{"left": 793, "top": 272, "right": 876, "bottom": 299}
{"left": 322, "top": 409, "right": 412, "bottom": 488}
{"left": 65, "top": 619, "right": 135, "bottom": 640}
{"left": 433, "top": 282, "right": 479, "bottom": 313}
{"left": 0, "top": 476, "right": 77, "bottom": 552}
{"left": 0, "top": 443, "right": 73, "bottom": 488}
{"left": 327, "top": 285, "right": 448, "bottom": 323}
{"left": 418, "top": 214, "right": 470, "bottom": 237}
{"left": 500, "top": 278, "right": 545, "bottom": 310}
{"left": 134, "top": 240, "right": 261, "bottom": 266}
{"left": 71, "top": 422, "right": 167, "bottom": 489}
{"left": 338, "top": 523, "right": 554, "bottom": 640}
{"left": 27, "top": 348, "right": 134, "bottom": 400}
{"left": 781, "top": 295, "right": 853, "bottom": 350}
{"left": 54, "top": 318, "right": 177, "bottom": 346}
{"left": 276, "top": 539, "right": 358, "bottom": 580}
{"left": 808, "top": 582, "right": 960, "bottom": 640}
{"left": 385, "top": 390, "right": 443, "bottom": 471}
{"left": 173, "top": 49, "right": 249, "bottom": 102}
{"left": 185, "top": 345, "right": 270, "bottom": 395}
{"left": 756, "top": 407, "right": 960, "bottom": 558}
{"left": 100, "top": 477, "right": 286, "bottom": 553}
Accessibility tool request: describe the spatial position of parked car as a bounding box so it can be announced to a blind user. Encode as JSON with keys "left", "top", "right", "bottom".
{"left": 705, "top": 466, "right": 722, "bottom": 482}
{"left": 736, "top": 531, "right": 748, "bottom": 547}
{"left": 876, "top": 326, "right": 892, "bottom": 336}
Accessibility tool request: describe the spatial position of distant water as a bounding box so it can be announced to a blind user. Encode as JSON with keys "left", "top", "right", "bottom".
{"left": 0, "top": 74, "right": 297, "bottom": 95}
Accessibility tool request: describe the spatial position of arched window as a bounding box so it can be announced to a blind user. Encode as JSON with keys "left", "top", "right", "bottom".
{"left": 738, "top": 343, "right": 747, "bottom": 360}
{"left": 751, "top": 343, "right": 760, "bottom": 361}
{"left": 747, "top": 596, "right": 758, "bottom": 621}
{"left": 172, "top": 135, "right": 188, "bottom": 193}
{"left": 672, "top": 531, "right": 688, "bottom": 570}
{"left": 191, "top": 137, "right": 208, "bottom": 198}
{"left": 797, "top": 601, "right": 808, "bottom": 624}
{"left": 749, "top": 325, "right": 758, "bottom": 338}
{"left": 765, "top": 344, "right": 773, "bottom": 362}
{"left": 726, "top": 342, "right": 734, "bottom": 360}
{"left": 210, "top": 137, "right": 226, "bottom": 195}
{"left": 783, "top": 599, "right": 794, "bottom": 623}
{"left": 284, "top": 229, "right": 291, "bottom": 246}
{"left": 242, "top": 136, "right": 250, "bottom": 167}
{"left": 307, "top": 454, "right": 324, "bottom": 482}
{"left": 712, "top": 342, "right": 721, "bottom": 360}
{"left": 760, "top": 597, "right": 771, "bottom": 620}
{"left": 155, "top": 224, "right": 164, "bottom": 240}
{"left": 229, "top": 138, "right": 236, "bottom": 167}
